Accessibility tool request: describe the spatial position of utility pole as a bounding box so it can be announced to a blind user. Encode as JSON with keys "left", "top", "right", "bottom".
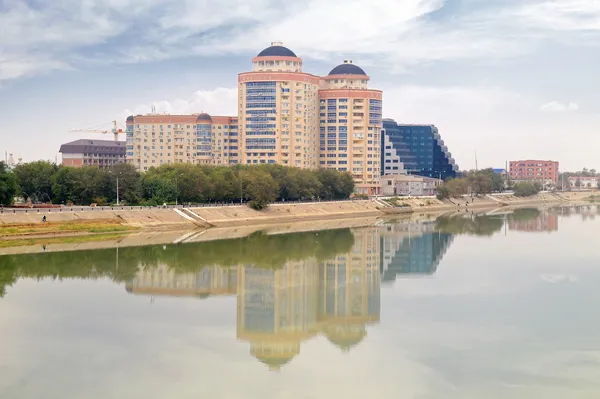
{"left": 116, "top": 175, "right": 120, "bottom": 206}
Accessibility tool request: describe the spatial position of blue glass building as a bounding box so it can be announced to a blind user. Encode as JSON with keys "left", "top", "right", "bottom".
{"left": 382, "top": 119, "right": 458, "bottom": 179}
{"left": 380, "top": 231, "right": 454, "bottom": 284}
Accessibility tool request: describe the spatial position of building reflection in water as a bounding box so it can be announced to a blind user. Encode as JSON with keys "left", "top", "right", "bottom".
{"left": 126, "top": 225, "right": 454, "bottom": 370}
{"left": 508, "top": 209, "right": 559, "bottom": 233}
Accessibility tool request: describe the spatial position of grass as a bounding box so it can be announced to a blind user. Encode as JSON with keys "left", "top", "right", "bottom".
{"left": 0, "top": 232, "right": 130, "bottom": 248}
{"left": 383, "top": 197, "right": 410, "bottom": 208}
{"left": 0, "top": 219, "right": 136, "bottom": 238}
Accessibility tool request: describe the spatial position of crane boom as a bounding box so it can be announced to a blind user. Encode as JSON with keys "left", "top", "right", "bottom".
{"left": 70, "top": 121, "right": 124, "bottom": 142}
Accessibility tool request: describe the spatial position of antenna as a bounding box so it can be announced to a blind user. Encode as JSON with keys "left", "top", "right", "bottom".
{"left": 151, "top": 104, "right": 156, "bottom": 115}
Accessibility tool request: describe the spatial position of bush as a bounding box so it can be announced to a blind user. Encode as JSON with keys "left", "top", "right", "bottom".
{"left": 513, "top": 182, "right": 540, "bottom": 197}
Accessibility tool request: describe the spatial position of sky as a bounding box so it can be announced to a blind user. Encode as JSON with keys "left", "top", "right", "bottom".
{"left": 0, "top": 0, "right": 599, "bottom": 170}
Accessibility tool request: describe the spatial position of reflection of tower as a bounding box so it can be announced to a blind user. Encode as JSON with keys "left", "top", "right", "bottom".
{"left": 318, "top": 227, "right": 381, "bottom": 352}
{"left": 125, "top": 263, "right": 237, "bottom": 297}
{"left": 236, "top": 260, "right": 320, "bottom": 371}
{"left": 379, "top": 223, "right": 454, "bottom": 283}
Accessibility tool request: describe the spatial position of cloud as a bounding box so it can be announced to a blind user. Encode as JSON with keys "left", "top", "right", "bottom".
{"left": 516, "top": 0, "right": 600, "bottom": 31}
{"left": 2, "top": 0, "right": 600, "bottom": 81}
{"left": 119, "top": 87, "right": 238, "bottom": 122}
{"left": 540, "top": 101, "right": 580, "bottom": 112}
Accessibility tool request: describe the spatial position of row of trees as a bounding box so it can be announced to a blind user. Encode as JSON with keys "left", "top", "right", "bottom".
{"left": 436, "top": 168, "right": 547, "bottom": 199}
{"left": 0, "top": 161, "right": 355, "bottom": 209}
{"left": 436, "top": 168, "right": 505, "bottom": 199}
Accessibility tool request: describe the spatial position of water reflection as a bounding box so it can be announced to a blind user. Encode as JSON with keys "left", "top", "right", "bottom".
{"left": 508, "top": 208, "right": 559, "bottom": 232}
{"left": 126, "top": 228, "right": 382, "bottom": 369}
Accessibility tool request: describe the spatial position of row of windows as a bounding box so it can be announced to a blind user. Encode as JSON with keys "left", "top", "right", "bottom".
{"left": 246, "top": 96, "right": 276, "bottom": 102}
{"left": 246, "top": 82, "right": 277, "bottom": 87}
{"left": 246, "top": 88, "right": 276, "bottom": 94}
{"left": 246, "top": 102, "right": 276, "bottom": 109}
{"left": 245, "top": 124, "right": 276, "bottom": 129}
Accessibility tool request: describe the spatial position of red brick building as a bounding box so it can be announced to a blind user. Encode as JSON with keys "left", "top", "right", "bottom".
{"left": 509, "top": 160, "right": 559, "bottom": 183}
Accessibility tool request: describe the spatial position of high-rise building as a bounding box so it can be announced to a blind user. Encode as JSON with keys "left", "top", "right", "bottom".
{"left": 238, "top": 42, "right": 320, "bottom": 168}
{"left": 126, "top": 113, "right": 238, "bottom": 171}
{"left": 59, "top": 139, "right": 126, "bottom": 168}
{"left": 382, "top": 119, "right": 458, "bottom": 180}
{"left": 124, "top": 42, "right": 383, "bottom": 193}
{"left": 318, "top": 60, "right": 383, "bottom": 195}
{"left": 509, "top": 160, "right": 559, "bottom": 183}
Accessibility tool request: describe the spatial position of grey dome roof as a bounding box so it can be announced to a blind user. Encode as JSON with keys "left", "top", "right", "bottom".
{"left": 126, "top": 115, "right": 134, "bottom": 122}
{"left": 328, "top": 63, "right": 367, "bottom": 76}
{"left": 196, "top": 113, "right": 212, "bottom": 122}
{"left": 257, "top": 43, "right": 297, "bottom": 58}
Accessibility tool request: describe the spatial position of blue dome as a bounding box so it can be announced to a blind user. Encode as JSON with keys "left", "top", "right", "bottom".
{"left": 257, "top": 43, "right": 297, "bottom": 58}
{"left": 197, "top": 113, "right": 212, "bottom": 122}
{"left": 126, "top": 115, "right": 134, "bottom": 122}
{"left": 328, "top": 62, "right": 367, "bottom": 76}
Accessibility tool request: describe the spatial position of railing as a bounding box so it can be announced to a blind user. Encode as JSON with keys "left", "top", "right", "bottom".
{"left": 0, "top": 198, "right": 366, "bottom": 214}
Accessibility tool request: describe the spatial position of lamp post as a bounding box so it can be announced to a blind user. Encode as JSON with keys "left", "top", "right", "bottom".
{"left": 175, "top": 173, "right": 183, "bottom": 206}
{"left": 109, "top": 171, "right": 122, "bottom": 206}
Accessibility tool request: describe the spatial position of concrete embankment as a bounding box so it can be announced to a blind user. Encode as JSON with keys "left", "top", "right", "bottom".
{"left": 0, "top": 191, "right": 595, "bottom": 234}
{"left": 0, "top": 208, "right": 201, "bottom": 228}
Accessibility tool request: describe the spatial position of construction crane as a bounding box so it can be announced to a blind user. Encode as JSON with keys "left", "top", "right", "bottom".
{"left": 70, "top": 120, "right": 124, "bottom": 142}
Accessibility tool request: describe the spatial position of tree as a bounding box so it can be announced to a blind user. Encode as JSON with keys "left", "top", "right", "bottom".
{"left": 241, "top": 169, "right": 278, "bottom": 210}
{"left": 0, "top": 162, "right": 18, "bottom": 206}
{"left": 106, "top": 163, "right": 141, "bottom": 205}
{"left": 575, "top": 178, "right": 582, "bottom": 188}
{"left": 513, "top": 182, "right": 540, "bottom": 197}
{"left": 13, "top": 161, "right": 58, "bottom": 203}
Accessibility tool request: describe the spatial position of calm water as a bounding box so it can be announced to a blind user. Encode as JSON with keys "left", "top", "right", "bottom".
{"left": 1, "top": 206, "right": 600, "bottom": 398}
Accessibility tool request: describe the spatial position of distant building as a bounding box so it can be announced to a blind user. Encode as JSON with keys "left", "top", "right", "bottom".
{"left": 380, "top": 174, "right": 442, "bottom": 196}
{"left": 568, "top": 176, "right": 599, "bottom": 189}
{"left": 509, "top": 160, "right": 559, "bottom": 183}
{"left": 59, "top": 139, "right": 126, "bottom": 168}
{"left": 493, "top": 168, "right": 508, "bottom": 178}
{"left": 382, "top": 120, "right": 458, "bottom": 179}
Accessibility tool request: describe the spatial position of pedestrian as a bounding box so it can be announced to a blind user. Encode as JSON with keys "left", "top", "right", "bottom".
{"left": 42, "top": 215, "right": 47, "bottom": 222}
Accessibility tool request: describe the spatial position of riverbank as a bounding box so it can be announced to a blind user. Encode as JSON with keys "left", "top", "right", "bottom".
{"left": 0, "top": 191, "right": 595, "bottom": 249}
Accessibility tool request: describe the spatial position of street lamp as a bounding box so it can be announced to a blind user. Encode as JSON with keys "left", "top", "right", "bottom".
{"left": 175, "top": 173, "right": 183, "bottom": 206}
{"left": 109, "top": 171, "right": 122, "bottom": 206}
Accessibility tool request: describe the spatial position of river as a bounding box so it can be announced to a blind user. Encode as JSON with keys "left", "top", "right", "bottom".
{"left": 1, "top": 205, "right": 599, "bottom": 398}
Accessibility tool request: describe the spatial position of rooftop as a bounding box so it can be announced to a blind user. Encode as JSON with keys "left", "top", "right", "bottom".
{"left": 257, "top": 42, "right": 297, "bottom": 58}
{"left": 328, "top": 60, "right": 367, "bottom": 76}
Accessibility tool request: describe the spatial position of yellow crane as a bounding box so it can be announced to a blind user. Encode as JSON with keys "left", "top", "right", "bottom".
{"left": 69, "top": 120, "right": 124, "bottom": 142}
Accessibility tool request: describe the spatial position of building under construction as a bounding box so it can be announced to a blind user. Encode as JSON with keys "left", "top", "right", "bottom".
{"left": 59, "top": 139, "right": 126, "bottom": 168}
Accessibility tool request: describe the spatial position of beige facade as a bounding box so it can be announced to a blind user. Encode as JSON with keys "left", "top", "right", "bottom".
{"left": 318, "top": 61, "right": 383, "bottom": 195}
{"left": 126, "top": 114, "right": 238, "bottom": 171}
{"left": 238, "top": 42, "right": 320, "bottom": 168}
{"left": 126, "top": 43, "right": 383, "bottom": 194}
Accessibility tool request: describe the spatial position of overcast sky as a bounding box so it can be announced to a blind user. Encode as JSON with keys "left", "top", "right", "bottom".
{"left": 1, "top": 0, "right": 599, "bottom": 170}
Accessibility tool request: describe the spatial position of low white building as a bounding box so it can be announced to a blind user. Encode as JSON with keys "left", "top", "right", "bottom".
{"left": 381, "top": 174, "right": 443, "bottom": 196}
{"left": 568, "top": 176, "right": 599, "bottom": 189}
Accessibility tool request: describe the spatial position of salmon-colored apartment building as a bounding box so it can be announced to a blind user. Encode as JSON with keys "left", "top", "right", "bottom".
{"left": 509, "top": 160, "right": 559, "bottom": 183}
{"left": 126, "top": 42, "right": 383, "bottom": 195}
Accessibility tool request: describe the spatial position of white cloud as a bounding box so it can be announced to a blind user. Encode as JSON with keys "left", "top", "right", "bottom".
{"left": 516, "top": 0, "right": 600, "bottom": 31}
{"left": 540, "top": 101, "right": 580, "bottom": 112}
{"left": 119, "top": 87, "right": 238, "bottom": 122}
{"left": 2, "top": 0, "right": 600, "bottom": 81}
